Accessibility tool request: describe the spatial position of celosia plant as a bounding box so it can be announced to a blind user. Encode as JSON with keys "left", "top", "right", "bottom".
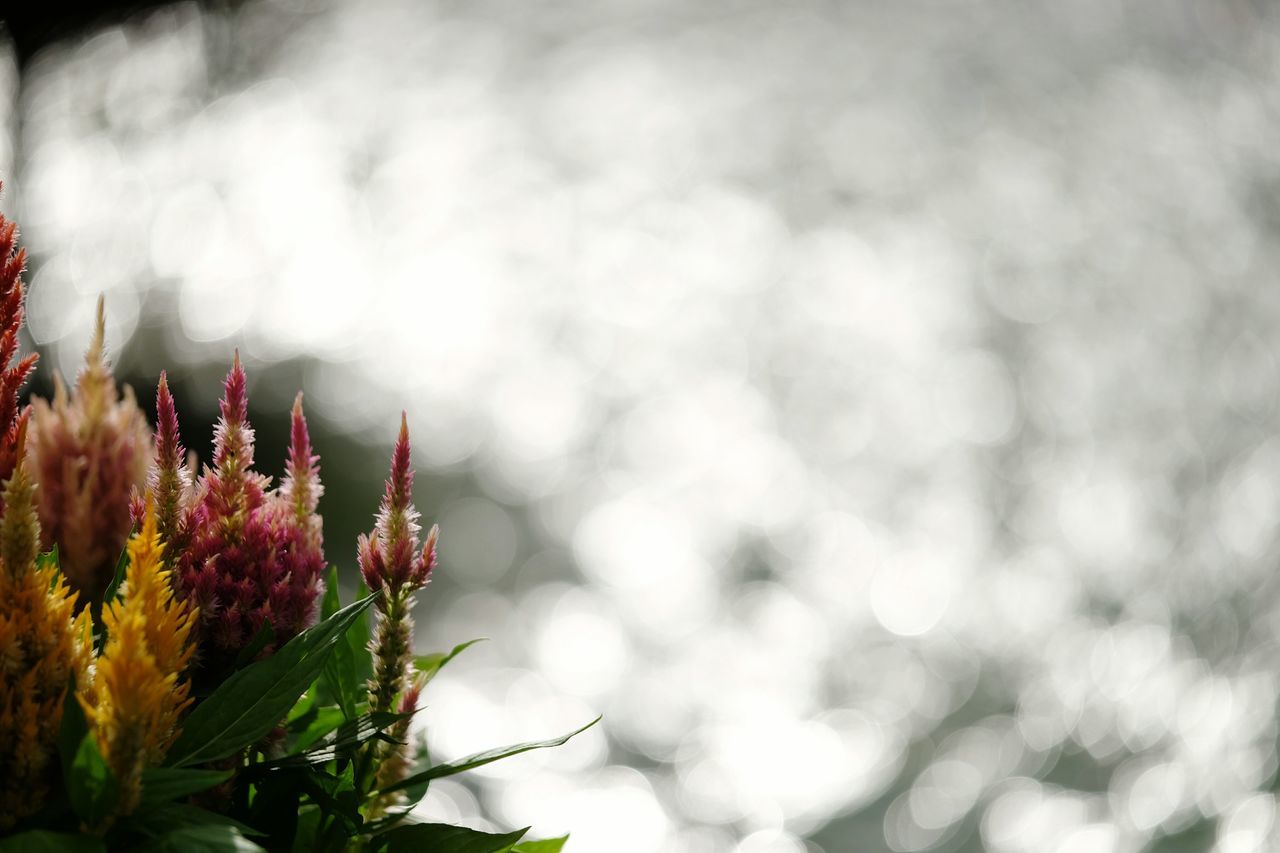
{"left": 79, "top": 497, "right": 195, "bottom": 823}
{"left": 0, "top": 201, "right": 595, "bottom": 852}
{"left": 0, "top": 430, "right": 92, "bottom": 829}
{"left": 357, "top": 414, "right": 439, "bottom": 813}
{"left": 29, "top": 296, "right": 151, "bottom": 602}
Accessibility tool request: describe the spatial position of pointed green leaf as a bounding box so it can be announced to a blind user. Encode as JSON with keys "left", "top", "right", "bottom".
{"left": 286, "top": 705, "right": 347, "bottom": 754}
{"left": 381, "top": 717, "right": 601, "bottom": 795}
{"left": 138, "top": 768, "right": 233, "bottom": 807}
{"left": 0, "top": 831, "right": 104, "bottom": 853}
{"left": 136, "top": 824, "right": 264, "bottom": 852}
{"left": 233, "top": 620, "right": 276, "bottom": 670}
{"left": 103, "top": 539, "right": 130, "bottom": 603}
{"left": 374, "top": 823, "right": 528, "bottom": 853}
{"left": 252, "top": 712, "right": 405, "bottom": 771}
{"left": 68, "top": 730, "right": 119, "bottom": 827}
{"left": 512, "top": 838, "right": 569, "bottom": 853}
{"left": 36, "top": 545, "right": 59, "bottom": 575}
{"left": 412, "top": 638, "right": 486, "bottom": 684}
{"left": 124, "top": 803, "right": 265, "bottom": 838}
{"left": 58, "top": 675, "right": 89, "bottom": 780}
{"left": 166, "top": 592, "right": 380, "bottom": 767}
{"left": 316, "top": 568, "right": 368, "bottom": 719}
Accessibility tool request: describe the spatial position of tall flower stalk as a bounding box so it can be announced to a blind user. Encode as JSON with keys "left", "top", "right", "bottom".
{"left": 29, "top": 297, "right": 152, "bottom": 602}
{"left": 80, "top": 497, "right": 195, "bottom": 821}
{"left": 0, "top": 432, "right": 92, "bottom": 828}
{"left": 358, "top": 414, "right": 438, "bottom": 809}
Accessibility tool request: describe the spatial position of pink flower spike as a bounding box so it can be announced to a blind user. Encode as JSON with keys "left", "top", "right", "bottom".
{"left": 146, "top": 371, "right": 193, "bottom": 545}
{"left": 282, "top": 392, "right": 322, "bottom": 524}
{"left": 213, "top": 351, "right": 254, "bottom": 470}
{"left": 359, "top": 413, "right": 433, "bottom": 597}
{"left": 388, "top": 412, "right": 413, "bottom": 515}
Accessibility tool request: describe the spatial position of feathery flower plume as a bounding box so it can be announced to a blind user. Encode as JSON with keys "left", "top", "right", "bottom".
{"left": 359, "top": 414, "right": 437, "bottom": 806}
{"left": 166, "top": 354, "right": 326, "bottom": 680}
{"left": 29, "top": 296, "right": 152, "bottom": 602}
{"left": 0, "top": 431, "right": 92, "bottom": 828}
{"left": 80, "top": 497, "right": 195, "bottom": 820}
{"left": 0, "top": 195, "right": 38, "bottom": 512}
{"left": 132, "top": 371, "right": 195, "bottom": 552}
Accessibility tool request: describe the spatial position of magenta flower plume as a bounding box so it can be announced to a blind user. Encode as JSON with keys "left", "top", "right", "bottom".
{"left": 29, "top": 297, "right": 152, "bottom": 600}
{"left": 161, "top": 355, "right": 326, "bottom": 679}
{"left": 0, "top": 200, "right": 38, "bottom": 511}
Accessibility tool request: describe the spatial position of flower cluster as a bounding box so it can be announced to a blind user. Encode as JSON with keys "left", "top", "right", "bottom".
{"left": 0, "top": 197, "right": 592, "bottom": 852}
{"left": 29, "top": 297, "right": 151, "bottom": 602}
{"left": 140, "top": 355, "right": 326, "bottom": 682}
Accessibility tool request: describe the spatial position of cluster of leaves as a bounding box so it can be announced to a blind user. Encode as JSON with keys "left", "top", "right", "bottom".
{"left": 2, "top": 556, "right": 597, "bottom": 853}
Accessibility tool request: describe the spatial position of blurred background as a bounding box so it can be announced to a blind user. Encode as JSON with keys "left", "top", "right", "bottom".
{"left": 3, "top": 0, "right": 1280, "bottom": 850}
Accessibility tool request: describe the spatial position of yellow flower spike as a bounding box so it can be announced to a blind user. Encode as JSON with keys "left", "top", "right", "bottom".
{"left": 80, "top": 495, "right": 196, "bottom": 818}
{"left": 0, "top": 443, "right": 92, "bottom": 829}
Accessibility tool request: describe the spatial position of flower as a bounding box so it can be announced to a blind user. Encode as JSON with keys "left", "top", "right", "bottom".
{"left": 359, "top": 414, "right": 437, "bottom": 809}
{"left": 0, "top": 432, "right": 92, "bottom": 828}
{"left": 0, "top": 200, "right": 38, "bottom": 512}
{"left": 29, "top": 296, "right": 152, "bottom": 602}
{"left": 80, "top": 497, "right": 195, "bottom": 818}
{"left": 164, "top": 354, "right": 326, "bottom": 680}
{"left": 359, "top": 413, "right": 438, "bottom": 716}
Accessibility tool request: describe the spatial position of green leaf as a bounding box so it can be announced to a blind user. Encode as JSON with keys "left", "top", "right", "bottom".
{"left": 252, "top": 712, "right": 405, "bottom": 771}
{"left": 286, "top": 705, "right": 347, "bottom": 754}
{"left": 0, "top": 831, "right": 104, "bottom": 853}
{"left": 412, "top": 638, "right": 486, "bottom": 684}
{"left": 138, "top": 768, "right": 233, "bottom": 807}
{"left": 316, "top": 568, "right": 367, "bottom": 719}
{"left": 381, "top": 716, "right": 601, "bottom": 795}
{"left": 166, "top": 592, "right": 380, "bottom": 767}
{"left": 103, "top": 540, "right": 130, "bottom": 603}
{"left": 68, "top": 730, "right": 119, "bottom": 827}
{"left": 233, "top": 620, "right": 276, "bottom": 670}
{"left": 36, "top": 545, "right": 59, "bottom": 575}
{"left": 58, "top": 675, "right": 89, "bottom": 780}
{"left": 124, "top": 803, "right": 266, "bottom": 838}
{"left": 298, "top": 765, "right": 362, "bottom": 832}
{"left": 512, "top": 838, "right": 569, "bottom": 853}
{"left": 374, "top": 823, "right": 528, "bottom": 853}
{"left": 136, "top": 824, "right": 264, "bottom": 852}
{"left": 59, "top": 673, "right": 118, "bottom": 827}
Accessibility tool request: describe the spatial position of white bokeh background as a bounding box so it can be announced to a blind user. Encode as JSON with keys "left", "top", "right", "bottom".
{"left": 4, "top": 0, "right": 1280, "bottom": 850}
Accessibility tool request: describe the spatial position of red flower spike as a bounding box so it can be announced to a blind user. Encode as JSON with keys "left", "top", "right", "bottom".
{"left": 0, "top": 199, "right": 37, "bottom": 511}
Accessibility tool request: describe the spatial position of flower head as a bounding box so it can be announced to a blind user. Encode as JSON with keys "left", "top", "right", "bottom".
{"left": 0, "top": 435, "right": 93, "bottom": 828}
{"left": 361, "top": 415, "right": 437, "bottom": 760}
{"left": 163, "top": 355, "right": 326, "bottom": 680}
{"left": 29, "top": 297, "right": 152, "bottom": 602}
{"left": 358, "top": 413, "right": 437, "bottom": 596}
{"left": 80, "top": 497, "right": 196, "bottom": 818}
{"left": 0, "top": 199, "right": 37, "bottom": 512}
{"left": 133, "top": 371, "right": 196, "bottom": 551}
